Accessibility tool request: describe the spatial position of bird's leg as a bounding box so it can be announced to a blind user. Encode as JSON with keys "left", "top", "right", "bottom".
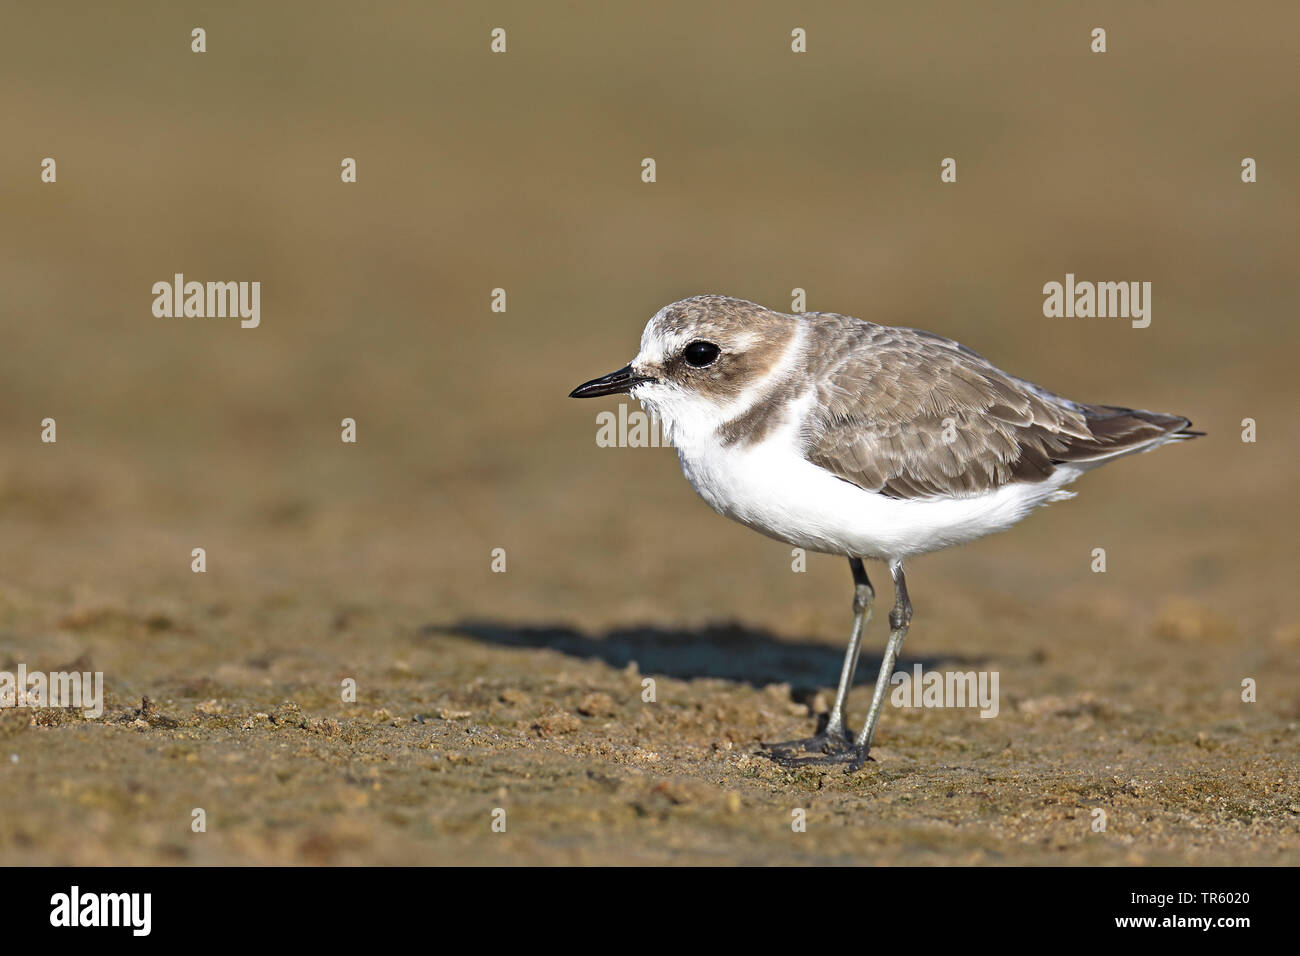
{"left": 762, "top": 558, "right": 873, "bottom": 762}
{"left": 825, "top": 558, "right": 874, "bottom": 739}
{"left": 788, "top": 559, "right": 911, "bottom": 772}
{"left": 848, "top": 559, "right": 911, "bottom": 768}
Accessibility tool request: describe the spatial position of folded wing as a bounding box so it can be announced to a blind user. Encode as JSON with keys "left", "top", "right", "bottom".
{"left": 802, "top": 319, "right": 1196, "bottom": 500}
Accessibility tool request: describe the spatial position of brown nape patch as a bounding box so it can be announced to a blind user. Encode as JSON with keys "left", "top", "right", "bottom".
{"left": 653, "top": 296, "right": 798, "bottom": 405}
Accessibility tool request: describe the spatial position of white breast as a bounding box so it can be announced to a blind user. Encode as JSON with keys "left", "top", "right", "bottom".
{"left": 670, "top": 394, "right": 1082, "bottom": 561}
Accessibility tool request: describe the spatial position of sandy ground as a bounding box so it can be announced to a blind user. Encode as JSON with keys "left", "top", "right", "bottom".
{"left": 2, "top": 596, "right": 1297, "bottom": 865}
{"left": 1, "top": 1, "right": 1298, "bottom": 865}
{"left": 1, "top": 435, "right": 1296, "bottom": 865}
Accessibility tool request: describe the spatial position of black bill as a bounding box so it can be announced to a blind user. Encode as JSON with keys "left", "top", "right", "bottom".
{"left": 569, "top": 364, "right": 655, "bottom": 398}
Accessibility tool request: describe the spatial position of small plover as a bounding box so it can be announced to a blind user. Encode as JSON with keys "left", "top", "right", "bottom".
{"left": 570, "top": 295, "right": 1200, "bottom": 770}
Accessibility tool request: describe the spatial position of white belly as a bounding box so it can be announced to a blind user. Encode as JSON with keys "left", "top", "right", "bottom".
{"left": 675, "top": 435, "right": 1081, "bottom": 561}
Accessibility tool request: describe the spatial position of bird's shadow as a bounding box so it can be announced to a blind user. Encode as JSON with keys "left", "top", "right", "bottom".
{"left": 427, "top": 619, "right": 991, "bottom": 698}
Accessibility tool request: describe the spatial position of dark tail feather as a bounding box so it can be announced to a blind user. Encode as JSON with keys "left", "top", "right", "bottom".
{"left": 1055, "top": 405, "right": 1202, "bottom": 463}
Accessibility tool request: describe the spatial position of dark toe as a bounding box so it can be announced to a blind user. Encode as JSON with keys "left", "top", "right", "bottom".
{"left": 759, "top": 730, "right": 854, "bottom": 761}
{"left": 761, "top": 743, "right": 875, "bottom": 771}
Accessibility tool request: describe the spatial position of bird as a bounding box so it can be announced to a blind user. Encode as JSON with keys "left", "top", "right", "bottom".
{"left": 569, "top": 295, "right": 1201, "bottom": 771}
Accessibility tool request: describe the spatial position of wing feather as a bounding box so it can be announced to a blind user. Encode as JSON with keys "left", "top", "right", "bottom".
{"left": 800, "top": 317, "right": 1192, "bottom": 500}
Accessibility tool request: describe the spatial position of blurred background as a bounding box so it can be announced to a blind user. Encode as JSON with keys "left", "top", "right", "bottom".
{"left": 0, "top": 1, "right": 1296, "bottom": 864}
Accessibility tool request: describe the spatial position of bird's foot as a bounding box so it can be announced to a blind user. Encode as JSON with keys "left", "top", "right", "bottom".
{"left": 760, "top": 727, "right": 853, "bottom": 763}
{"left": 761, "top": 735, "right": 874, "bottom": 773}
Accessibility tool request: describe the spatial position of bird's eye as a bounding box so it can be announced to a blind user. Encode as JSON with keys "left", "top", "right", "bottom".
{"left": 683, "top": 340, "right": 720, "bottom": 368}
